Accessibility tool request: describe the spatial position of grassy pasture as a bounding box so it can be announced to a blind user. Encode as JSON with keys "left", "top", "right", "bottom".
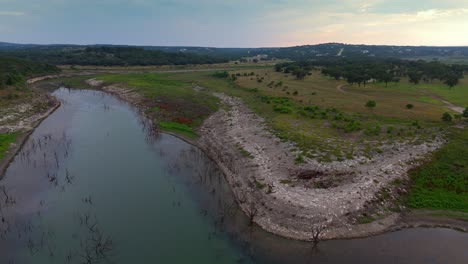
{"left": 162, "top": 69, "right": 454, "bottom": 160}
{"left": 406, "top": 128, "right": 468, "bottom": 212}
{"left": 233, "top": 68, "right": 467, "bottom": 121}
{"left": 0, "top": 133, "right": 17, "bottom": 159}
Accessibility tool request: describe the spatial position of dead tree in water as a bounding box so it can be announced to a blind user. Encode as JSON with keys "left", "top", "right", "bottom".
{"left": 310, "top": 224, "right": 323, "bottom": 248}
{"left": 239, "top": 194, "right": 258, "bottom": 226}
{"left": 1, "top": 186, "right": 15, "bottom": 205}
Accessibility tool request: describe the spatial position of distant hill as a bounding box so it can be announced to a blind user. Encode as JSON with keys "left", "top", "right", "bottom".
{"left": 0, "top": 42, "right": 467, "bottom": 65}
{"left": 0, "top": 44, "right": 229, "bottom": 66}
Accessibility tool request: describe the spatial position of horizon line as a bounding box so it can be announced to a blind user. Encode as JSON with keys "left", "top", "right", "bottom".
{"left": 1, "top": 41, "right": 468, "bottom": 49}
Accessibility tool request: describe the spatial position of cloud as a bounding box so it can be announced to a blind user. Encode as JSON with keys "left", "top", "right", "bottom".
{"left": 0, "top": 11, "right": 25, "bottom": 16}
{"left": 1, "top": 0, "right": 467, "bottom": 46}
{"left": 273, "top": 7, "right": 468, "bottom": 46}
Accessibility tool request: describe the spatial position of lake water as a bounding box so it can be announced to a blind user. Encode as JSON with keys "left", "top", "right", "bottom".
{"left": 0, "top": 88, "right": 466, "bottom": 264}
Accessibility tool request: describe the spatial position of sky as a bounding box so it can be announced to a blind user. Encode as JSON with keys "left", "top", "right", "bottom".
{"left": 0, "top": 0, "right": 467, "bottom": 47}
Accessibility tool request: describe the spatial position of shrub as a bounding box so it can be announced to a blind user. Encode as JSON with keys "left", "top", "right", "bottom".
{"left": 442, "top": 112, "right": 453, "bottom": 122}
{"left": 304, "top": 106, "right": 319, "bottom": 112}
{"left": 412, "top": 121, "right": 421, "bottom": 129}
{"left": 365, "top": 123, "right": 381, "bottom": 136}
{"left": 387, "top": 126, "right": 394, "bottom": 134}
{"left": 406, "top": 104, "right": 414, "bottom": 109}
{"left": 343, "top": 120, "right": 361, "bottom": 133}
{"left": 213, "top": 71, "right": 229, "bottom": 78}
{"left": 365, "top": 100, "right": 376, "bottom": 109}
{"left": 463, "top": 107, "right": 468, "bottom": 118}
{"left": 273, "top": 105, "right": 292, "bottom": 114}
{"left": 319, "top": 111, "right": 328, "bottom": 119}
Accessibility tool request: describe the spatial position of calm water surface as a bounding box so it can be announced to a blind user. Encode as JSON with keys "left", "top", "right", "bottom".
{"left": 0, "top": 88, "right": 466, "bottom": 264}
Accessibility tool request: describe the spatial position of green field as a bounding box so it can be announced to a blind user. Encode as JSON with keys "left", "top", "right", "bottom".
{"left": 148, "top": 69, "right": 458, "bottom": 161}
{"left": 406, "top": 128, "right": 468, "bottom": 212}
{"left": 0, "top": 133, "right": 17, "bottom": 159}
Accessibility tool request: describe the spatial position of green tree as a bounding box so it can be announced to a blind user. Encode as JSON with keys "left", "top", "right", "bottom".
{"left": 443, "top": 74, "right": 459, "bottom": 89}
{"left": 463, "top": 107, "right": 468, "bottom": 118}
{"left": 408, "top": 71, "right": 423, "bottom": 84}
{"left": 365, "top": 100, "right": 376, "bottom": 109}
{"left": 294, "top": 69, "right": 309, "bottom": 80}
{"left": 377, "top": 71, "right": 393, "bottom": 87}
{"left": 406, "top": 104, "right": 414, "bottom": 109}
{"left": 441, "top": 112, "right": 452, "bottom": 122}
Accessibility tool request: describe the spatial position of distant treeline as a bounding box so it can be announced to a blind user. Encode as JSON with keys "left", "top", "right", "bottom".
{"left": 0, "top": 47, "right": 229, "bottom": 66}
{"left": 3, "top": 42, "right": 468, "bottom": 62}
{"left": 275, "top": 58, "right": 468, "bottom": 88}
{"left": 0, "top": 56, "right": 60, "bottom": 88}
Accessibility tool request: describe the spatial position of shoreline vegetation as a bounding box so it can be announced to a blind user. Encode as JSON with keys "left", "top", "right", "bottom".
{"left": 1, "top": 63, "right": 467, "bottom": 240}
{"left": 0, "top": 56, "right": 61, "bottom": 176}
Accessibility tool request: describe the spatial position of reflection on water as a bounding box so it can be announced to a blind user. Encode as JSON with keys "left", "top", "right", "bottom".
{"left": 0, "top": 88, "right": 466, "bottom": 264}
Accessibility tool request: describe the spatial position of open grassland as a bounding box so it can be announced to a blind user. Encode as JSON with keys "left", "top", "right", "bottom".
{"left": 406, "top": 128, "right": 468, "bottom": 212}
{"left": 0, "top": 133, "right": 17, "bottom": 159}
{"left": 151, "top": 69, "right": 453, "bottom": 161}
{"left": 372, "top": 77, "right": 468, "bottom": 109}
{"left": 233, "top": 68, "right": 467, "bottom": 121}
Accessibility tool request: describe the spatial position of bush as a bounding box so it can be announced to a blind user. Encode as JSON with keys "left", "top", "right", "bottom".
{"left": 412, "top": 121, "right": 421, "bottom": 129}
{"left": 442, "top": 112, "right": 453, "bottom": 122}
{"left": 343, "top": 120, "right": 361, "bottom": 133}
{"left": 273, "top": 105, "right": 293, "bottom": 114}
{"left": 212, "top": 71, "right": 229, "bottom": 78}
{"left": 463, "top": 107, "right": 468, "bottom": 118}
{"left": 406, "top": 104, "right": 414, "bottom": 109}
{"left": 365, "top": 123, "right": 381, "bottom": 136}
{"left": 387, "top": 126, "right": 394, "bottom": 134}
{"left": 365, "top": 100, "right": 376, "bottom": 109}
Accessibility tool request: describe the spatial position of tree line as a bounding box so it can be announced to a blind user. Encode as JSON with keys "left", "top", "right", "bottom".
{"left": 0, "top": 46, "right": 229, "bottom": 66}
{"left": 275, "top": 58, "right": 467, "bottom": 88}
{"left": 275, "top": 61, "right": 313, "bottom": 80}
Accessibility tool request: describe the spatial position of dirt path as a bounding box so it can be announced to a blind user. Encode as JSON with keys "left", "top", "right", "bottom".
{"left": 336, "top": 84, "right": 347, "bottom": 93}
{"left": 336, "top": 84, "right": 370, "bottom": 98}
{"left": 435, "top": 96, "right": 465, "bottom": 114}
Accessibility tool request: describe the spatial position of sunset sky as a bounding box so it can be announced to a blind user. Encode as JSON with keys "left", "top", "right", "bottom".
{"left": 1, "top": 0, "right": 467, "bottom": 47}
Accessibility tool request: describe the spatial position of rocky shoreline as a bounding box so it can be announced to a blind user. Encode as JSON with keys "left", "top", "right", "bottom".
{"left": 0, "top": 82, "right": 61, "bottom": 178}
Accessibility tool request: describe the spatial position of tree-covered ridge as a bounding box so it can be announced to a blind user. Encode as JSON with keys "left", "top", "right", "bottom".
{"left": 2, "top": 42, "right": 468, "bottom": 64}
{"left": 0, "top": 56, "right": 60, "bottom": 88}
{"left": 275, "top": 58, "right": 468, "bottom": 88}
{"left": 0, "top": 46, "right": 229, "bottom": 66}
